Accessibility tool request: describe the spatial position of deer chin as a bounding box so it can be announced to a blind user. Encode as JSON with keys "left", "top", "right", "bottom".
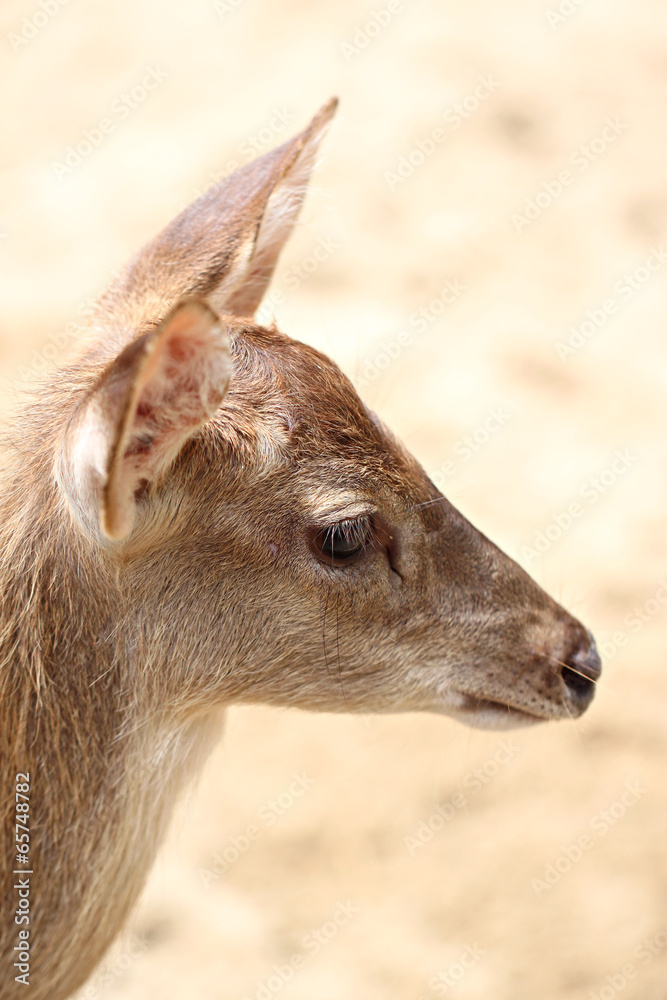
{"left": 445, "top": 691, "right": 551, "bottom": 730}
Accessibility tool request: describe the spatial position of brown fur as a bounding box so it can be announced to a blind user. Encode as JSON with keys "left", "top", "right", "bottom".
{"left": 0, "top": 101, "right": 600, "bottom": 1000}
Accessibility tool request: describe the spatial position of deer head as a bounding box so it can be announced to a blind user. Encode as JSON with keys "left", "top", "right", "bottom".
{"left": 0, "top": 98, "right": 605, "bottom": 1000}
{"left": 53, "top": 98, "right": 600, "bottom": 729}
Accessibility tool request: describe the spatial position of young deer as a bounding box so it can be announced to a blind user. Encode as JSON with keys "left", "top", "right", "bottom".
{"left": 0, "top": 99, "right": 600, "bottom": 1000}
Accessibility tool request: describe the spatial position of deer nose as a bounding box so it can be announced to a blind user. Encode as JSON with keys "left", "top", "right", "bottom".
{"left": 560, "top": 631, "right": 602, "bottom": 710}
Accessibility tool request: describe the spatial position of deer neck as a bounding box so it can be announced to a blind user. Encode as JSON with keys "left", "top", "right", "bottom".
{"left": 0, "top": 447, "right": 224, "bottom": 999}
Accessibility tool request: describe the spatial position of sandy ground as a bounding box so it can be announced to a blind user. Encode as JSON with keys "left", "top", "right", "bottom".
{"left": 2, "top": 0, "right": 667, "bottom": 998}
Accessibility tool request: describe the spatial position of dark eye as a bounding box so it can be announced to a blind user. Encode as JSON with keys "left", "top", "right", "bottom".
{"left": 313, "top": 517, "right": 372, "bottom": 564}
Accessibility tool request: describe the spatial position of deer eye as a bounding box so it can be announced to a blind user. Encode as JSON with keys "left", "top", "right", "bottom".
{"left": 313, "top": 517, "right": 372, "bottom": 564}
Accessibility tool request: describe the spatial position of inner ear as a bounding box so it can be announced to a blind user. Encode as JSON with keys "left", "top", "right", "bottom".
{"left": 58, "top": 297, "right": 233, "bottom": 544}
{"left": 102, "top": 298, "right": 233, "bottom": 540}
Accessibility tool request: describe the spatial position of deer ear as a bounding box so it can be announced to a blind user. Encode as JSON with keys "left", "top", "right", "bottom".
{"left": 102, "top": 99, "right": 338, "bottom": 331}
{"left": 222, "top": 99, "right": 338, "bottom": 317}
{"left": 59, "top": 298, "right": 232, "bottom": 542}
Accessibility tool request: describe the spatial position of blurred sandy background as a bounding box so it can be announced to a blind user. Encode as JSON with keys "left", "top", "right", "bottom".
{"left": 2, "top": 0, "right": 667, "bottom": 998}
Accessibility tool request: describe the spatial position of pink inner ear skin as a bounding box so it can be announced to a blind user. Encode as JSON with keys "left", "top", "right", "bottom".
{"left": 166, "top": 335, "right": 198, "bottom": 363}
{"left": 162, "top": 362, "right": 199, "bottom": 389}
{"left": 124, "top": 435, "right": 156, "bottom": 458}
{"left": 135, "top": 400, "right": 155, "bottom": 419}
{"left": 94, "top": 299, "right": 231, "bottom": 541}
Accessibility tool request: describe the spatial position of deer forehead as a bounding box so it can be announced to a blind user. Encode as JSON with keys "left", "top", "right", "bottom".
{"left": 213, "top": 325, "right": 400, "bottom": 478}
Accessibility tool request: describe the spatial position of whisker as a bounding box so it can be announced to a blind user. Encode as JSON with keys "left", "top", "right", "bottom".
{"left": 542, "top": 652, "right": 623, "bottom": 704}
{"left": 318, "top": 580, "right": 336, "bottom": 691}
{"left": 542, "top": 654, "right": 600, "bottom": 685}
{"left": 335, "top": 594, "right": 351, "bottom": 711}
{"left": 412, "top": 496, "right": 448, "bottom": 511}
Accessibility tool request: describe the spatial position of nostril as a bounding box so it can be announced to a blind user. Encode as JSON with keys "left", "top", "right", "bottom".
{"left": 562, "top": 664, "right": 595, "bottom": 699}
{"left": 561, "top": 634, "right": 602, "bottom": 704}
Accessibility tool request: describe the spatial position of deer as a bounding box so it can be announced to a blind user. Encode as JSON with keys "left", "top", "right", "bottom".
{"left": 0, "top": 98, "right": 601, "bottom": 1000}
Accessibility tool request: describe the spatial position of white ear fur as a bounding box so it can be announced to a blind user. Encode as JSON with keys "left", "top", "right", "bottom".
{"left": 59, "top": 298, "right": 232, "bottom": 542}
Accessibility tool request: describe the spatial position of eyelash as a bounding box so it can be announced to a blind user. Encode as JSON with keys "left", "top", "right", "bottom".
{"left": 313, "top": 516, "right": 373, "bottom": 564}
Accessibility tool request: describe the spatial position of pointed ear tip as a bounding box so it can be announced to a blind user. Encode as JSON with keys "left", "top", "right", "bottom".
{"left": 171, "top": 296, "right": 221, "bottom": 323}
{"left": 162, "top": 296, "right": 230, "bottom": 345}
{"left": 320, "top": 96, "right": 339, "bottom": 122}
{"left": 308, "top": 97, "right": 339, "bottom": 137}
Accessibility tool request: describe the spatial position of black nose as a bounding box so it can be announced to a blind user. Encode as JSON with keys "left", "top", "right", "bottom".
{"left": 561, "top": 632, "right": 602, "bottom": 708}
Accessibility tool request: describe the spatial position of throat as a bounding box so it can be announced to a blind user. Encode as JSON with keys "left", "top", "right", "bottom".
{"left": 11, "top": 708, "right": 225, "bottom": 1000}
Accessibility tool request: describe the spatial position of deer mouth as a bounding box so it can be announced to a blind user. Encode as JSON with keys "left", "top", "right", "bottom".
{"left": 452, "top": 693, "right": 549, "bottom": 729}
{"left": 446, "top": 631, "right": 601, "bottom": 729}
